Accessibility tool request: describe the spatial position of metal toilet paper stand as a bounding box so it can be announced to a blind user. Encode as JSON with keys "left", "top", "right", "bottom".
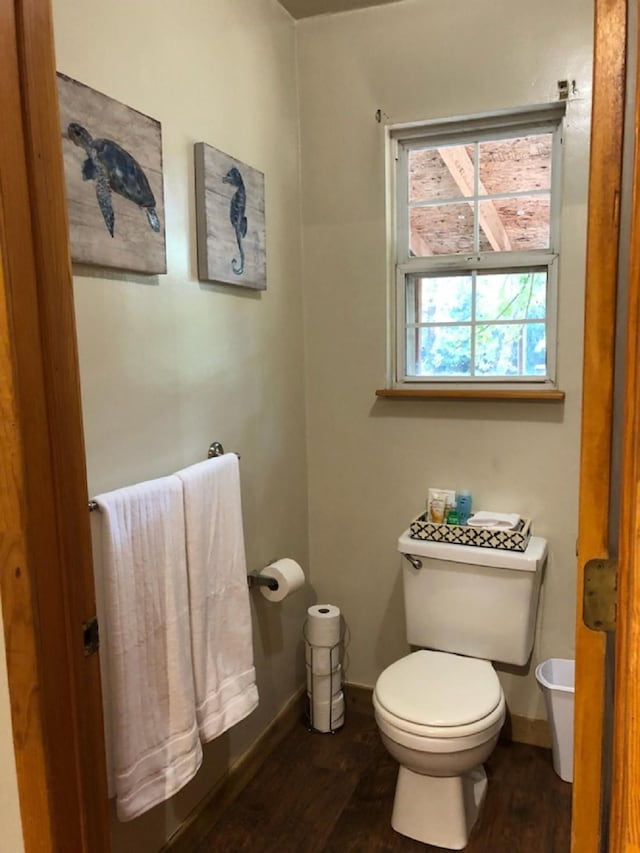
{"left": 303, "top": 620, "right": 344, "bottom": 735}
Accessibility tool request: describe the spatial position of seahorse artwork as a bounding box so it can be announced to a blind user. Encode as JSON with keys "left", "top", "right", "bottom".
{"left": 223, "top": 166, "right": 247, "bottom": 275}
{"left": 194, "top": 142, "right": 265, "bottom": 289}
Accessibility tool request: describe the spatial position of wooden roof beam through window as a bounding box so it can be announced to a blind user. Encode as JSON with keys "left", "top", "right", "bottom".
{"left": 410, "top": 232, "right": 433, "bottom": 256}
{"left": 437, "top": 146, "right": 512, "bottom": 252}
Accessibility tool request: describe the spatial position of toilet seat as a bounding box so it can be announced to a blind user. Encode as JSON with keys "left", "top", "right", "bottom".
{"left": 374, "top": 650, "right": 505, "bottom": 741}
{"left": 374, "top": 691, "right": 506, "bottom": 753}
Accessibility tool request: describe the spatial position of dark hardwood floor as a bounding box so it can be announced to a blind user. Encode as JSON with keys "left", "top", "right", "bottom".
{"left": 194, "top": 709, "right": 571, "bottom": 852}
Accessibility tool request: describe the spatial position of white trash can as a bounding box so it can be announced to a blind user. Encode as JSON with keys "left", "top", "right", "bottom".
{"left": 535, "top": 658, "right": 575, "bottom": 783}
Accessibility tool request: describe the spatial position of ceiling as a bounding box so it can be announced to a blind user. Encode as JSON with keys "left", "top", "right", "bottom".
{"left": 278, "top": 0, "right": 404, "bottom": 19}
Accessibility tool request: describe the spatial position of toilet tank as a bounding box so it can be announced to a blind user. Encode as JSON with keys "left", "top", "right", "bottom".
{"left": 397, "top": 530, "right": 547, "bottom": 666}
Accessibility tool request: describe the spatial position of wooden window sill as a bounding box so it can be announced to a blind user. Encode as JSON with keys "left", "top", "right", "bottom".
{"left": 375, "top": 388, "right": 566, "bottom": 401}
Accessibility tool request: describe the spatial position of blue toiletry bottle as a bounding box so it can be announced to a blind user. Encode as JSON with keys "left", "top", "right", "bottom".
{"left": 457, "top": 490, "right": 472, "bottom": 525}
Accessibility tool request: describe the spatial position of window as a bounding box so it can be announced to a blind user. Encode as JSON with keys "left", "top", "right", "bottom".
{"left": 389, "top": 105, "right": 564, "bottom": 391}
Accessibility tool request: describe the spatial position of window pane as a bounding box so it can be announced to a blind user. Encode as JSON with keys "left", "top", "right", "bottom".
{"left": 409, "top": 145, "right": 474, "bottom": 202}
{"left": 525, "top": 323, "right": 547, "bottom": 375}
{"left": 479, "top": 133, "right": 552, "bottom": 194}
{"left": 475, "top": 322, "right": 546, "bottom": 376}
{"left": 414, "top": 275, "right": 473, "bottom": 323}
{"left": 410, "top": 203, "right": 474, "bottom": 256}
{"left": 408, "top": 326, "right": 472, "bottom": 377}
{"left": 476, "top": 271, "right": 547, "bottom": 321}
{"left": 483, "top": 196, "right": 550, "bottom": 251}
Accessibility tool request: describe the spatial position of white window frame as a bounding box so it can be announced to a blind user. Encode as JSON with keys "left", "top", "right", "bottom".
{"left": 387, "top": 103, "right": 565, "bottom": 391}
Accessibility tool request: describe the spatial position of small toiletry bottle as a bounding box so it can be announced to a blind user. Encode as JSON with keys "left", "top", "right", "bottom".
{"left": 430, "top": 494, "right": 446, "bottom": 524}
{"left": 446, "top": 502, "right": 459, "bottom": 525}
{"left": 457, "top": 490, "right": 472, "bottom": 525}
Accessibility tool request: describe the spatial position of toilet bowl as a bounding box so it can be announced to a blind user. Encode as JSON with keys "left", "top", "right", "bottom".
{"left": 374, "top": 650, "right": 506, "bottom": 849}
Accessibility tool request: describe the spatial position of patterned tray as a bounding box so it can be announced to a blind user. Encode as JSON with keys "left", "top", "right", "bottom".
{"left": 408, "top": 512, "right": 532, "bottom": 552}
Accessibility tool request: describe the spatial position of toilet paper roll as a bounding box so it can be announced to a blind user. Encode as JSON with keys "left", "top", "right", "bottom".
{"left": 305, "top": 642, "right": 340, "bottom": 675}
{"left": 310, "top": 690, "right": 345, "bottom": 733}
{"left": 306, "top": 664, "right": 342, "bottom": 700}
{"left": 259, "top": 558, "right": 305, "bottom": 602}
{"left": 305, "top": 604, "right": 341, "bottom": 647}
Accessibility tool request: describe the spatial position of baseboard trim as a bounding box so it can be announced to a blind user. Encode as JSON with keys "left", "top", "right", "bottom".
{"left": 504, "top": 712, "right": 552, "bottom": 748}
{"left": 344, "top": 681, "right": 551, "bottom": 748}
{"left": 344, "top": 681, "right": 375, "bottom": 716}
{"left": 162, "top": 686, "right": 306, "bottom": 853}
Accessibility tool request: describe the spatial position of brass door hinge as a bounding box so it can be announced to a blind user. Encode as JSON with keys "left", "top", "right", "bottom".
{"left": 82, "top": 616, "right": 100, "bottom": 656}
{"left": 583, "top": 558, "right": 617, "bottom": 633}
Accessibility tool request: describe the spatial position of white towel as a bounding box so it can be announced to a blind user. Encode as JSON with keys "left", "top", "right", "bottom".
{"left": 467, "top": 511, "right": 521, "bottom": 530}
{"left": 94, "top": 477, "right": 202, "bottom": 821}
{"left": 175, "top": 454, "right": 259, "bottom": 742}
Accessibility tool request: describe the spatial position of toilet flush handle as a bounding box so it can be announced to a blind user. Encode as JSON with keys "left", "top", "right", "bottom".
{"left": 402, "top": 553, "right": 422, "bottom": 570}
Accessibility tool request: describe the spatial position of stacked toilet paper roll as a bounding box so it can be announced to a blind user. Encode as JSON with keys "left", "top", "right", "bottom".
{"left": 305, "top": 604, "right": 344, "bottom": 732}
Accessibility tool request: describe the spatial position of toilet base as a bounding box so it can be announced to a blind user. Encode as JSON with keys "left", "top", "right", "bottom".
{"left": 391, "top": 763, "right": 488, "bottom": 849}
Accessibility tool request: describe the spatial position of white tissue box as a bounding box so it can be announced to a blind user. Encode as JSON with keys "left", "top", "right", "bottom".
{"left": 408, "top": 512, "right": 532, "bottom": 552}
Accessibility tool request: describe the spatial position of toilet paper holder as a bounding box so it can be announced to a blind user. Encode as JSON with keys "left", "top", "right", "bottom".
{"left": 247, "top": 570, "right": 279, "bottom": 591}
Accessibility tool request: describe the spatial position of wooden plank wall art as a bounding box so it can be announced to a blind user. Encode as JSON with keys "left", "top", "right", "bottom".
{"left": 194, "top": 142, "right": 266, "bottom": 290}
{"left": 57, "top": 73, "right": 167, "bottom": 274}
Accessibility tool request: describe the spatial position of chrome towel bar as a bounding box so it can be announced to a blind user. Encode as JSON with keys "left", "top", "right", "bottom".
{"left": 88, "top": 440, "right": 240, "bottom": 511}
{"left": 87, "top": 440, "right": 263, "bottom": 591}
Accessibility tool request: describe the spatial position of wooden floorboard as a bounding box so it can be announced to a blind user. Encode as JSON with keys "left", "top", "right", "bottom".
{"left": 194, "top": 710, "right": 571, "bottom": 852}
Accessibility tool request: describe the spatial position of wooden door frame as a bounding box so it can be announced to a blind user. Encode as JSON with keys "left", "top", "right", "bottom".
{"left": 0, "top": 0, "right": 110, "bottom": 850}
{"left": 567, "top": 1, "right": 640, "bottom": 851}
{"left": 573, "top": 1, "right": 627, "bottom": 851}
{"left": 610, "top": 6, "right": 640, "bottom": 848}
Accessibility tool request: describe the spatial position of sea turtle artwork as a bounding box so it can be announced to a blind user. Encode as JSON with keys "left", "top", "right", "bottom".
{"left": 67, "top": 121, "right": 161, "bottom": 238}
{"left": 223, "top": 166, "right": 247, "bottom": 276}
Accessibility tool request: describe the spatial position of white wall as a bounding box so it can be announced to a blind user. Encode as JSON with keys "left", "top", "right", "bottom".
{"left": 297, "top": 0, "right": 593, "bottom": 719}
{"left": 52, "top": 1, "right": 310, "bottom": 849}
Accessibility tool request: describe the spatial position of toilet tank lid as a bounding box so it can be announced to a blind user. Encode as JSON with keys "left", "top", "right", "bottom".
{"left": 398, "top": 530, "right": 547, "bottom": 572}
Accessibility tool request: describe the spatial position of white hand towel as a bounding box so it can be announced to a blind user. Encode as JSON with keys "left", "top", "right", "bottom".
{"left": 175, "top": 454, "right": 259, "bottom": 742}
{"left": 467, "top": 511, "right": 521, "bottom": 530}
{"left": 94, "top": 477, "right": 202, "bottom": 821}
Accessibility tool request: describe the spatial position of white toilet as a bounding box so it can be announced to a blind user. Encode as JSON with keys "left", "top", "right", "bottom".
{"left": 373, "top": 530, "right": 547, "bottom": 849}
